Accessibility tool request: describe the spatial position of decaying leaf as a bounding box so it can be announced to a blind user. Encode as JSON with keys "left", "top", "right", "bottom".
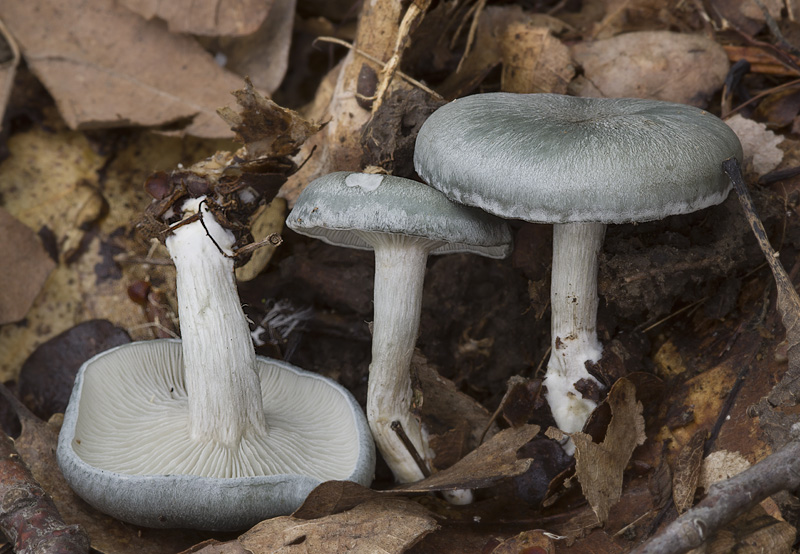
{"left": 119, "top": 0, "right": 273, "bottom": 36}
{"left": 217, "top": 77, "right": 321, "bottom": 158}
{"left": 0, "top": 0, "right": 245, "bottom": 137}
{"left": 489, "top": 530, "right": 555, "bottom": 554}
{"left": 672, "top": 430, "right": 706, "bottom": 514}
{"left": 0, "top": 207, "right": 56, "bottom": 325}
{"left": 725, "top": 114, "right": 785, "bottom": 176}
{"left": 572, "top": 378, "right": 646, "bottom": 524}
{"left": 699, "top": 449, "right": 751, "bottom": 491}
{"left": 237, "top": 499, "right": 438, "bottom": 554}
{"left": 570, "top": 31, "right": 729, "bottom": 106}
{"left": 398, "top": 424, "right": 540, "bottom": 494}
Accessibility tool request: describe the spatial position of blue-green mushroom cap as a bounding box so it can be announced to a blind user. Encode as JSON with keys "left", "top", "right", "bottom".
{"left": 287, "top": 172, "right": 512, "bottom": 258}
{"left": 414, "top": 93, "right": 743, "bottom": 224}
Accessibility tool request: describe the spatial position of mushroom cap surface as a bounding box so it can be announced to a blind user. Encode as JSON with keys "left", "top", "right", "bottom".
{"left": 414, "top": 93, "right": 743, "bottom": 224}
{"left": 57, "top": 340, "right": 375, "bottom": 531}
{"left": 286, "top": 171, "right": 512, "bottom": 258}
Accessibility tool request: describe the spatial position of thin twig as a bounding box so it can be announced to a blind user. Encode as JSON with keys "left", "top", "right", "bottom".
{"left": 315, "top": 36, "right": 443, "bottom": 101}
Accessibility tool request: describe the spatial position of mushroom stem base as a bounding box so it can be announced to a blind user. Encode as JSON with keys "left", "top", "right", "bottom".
{"left": 544, "top": 222, "right": 605, "bottom": 440}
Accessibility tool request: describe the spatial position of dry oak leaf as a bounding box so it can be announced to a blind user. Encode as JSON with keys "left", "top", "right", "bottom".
{"left": 237, "top": 499, "right": 438, "bottom": 554}
{"left": 119, "top": 0, "right": 273, "bottom": 36}
{"left": 572, "top": 378, "right": 646, "bottom": 524}
{"left": 570, "top": 31, "right": 729, "bottom": 107}
{"left": 0, "top": 208, "right": 55, "bottom": 325}
{"left": 0, "top": 0, "right": 245, "bottom": 138}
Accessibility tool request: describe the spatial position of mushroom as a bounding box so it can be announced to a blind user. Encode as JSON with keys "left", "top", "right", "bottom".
{"left": 57, "top": 198, "right": 375, "bottom": 531}
{"left": 414, "top": 93, "right": 742, "bottom": 442}
{"left": 286, "top": 172, "right": 511, "bottom": 492}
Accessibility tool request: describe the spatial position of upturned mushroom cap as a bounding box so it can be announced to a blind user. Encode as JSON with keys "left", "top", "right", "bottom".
{"left": 286, "top": 171, "right": 512, "bottom": 258}
{"left": 57, "top": 340, "right": 375, "bottom": 531}
{"left": 414, "top": 93, "right": 743, "bottom": 224}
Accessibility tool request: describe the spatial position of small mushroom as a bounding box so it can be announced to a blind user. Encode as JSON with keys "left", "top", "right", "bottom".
{"left": 57, "top": 198, "right": 375, "bottom": 530}
{"left": 286, "top": 172, "right": 511, "bottom": 493}
{"left": 414, "top": 93, "right": 742, "bottom": 444}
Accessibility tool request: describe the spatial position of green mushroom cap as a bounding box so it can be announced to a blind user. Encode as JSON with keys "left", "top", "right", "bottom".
{"left": 414, "top": 93, "right": 743, "bottom": 224}
{"left": 287, "top": 171, "right": 512, "bottom": 258}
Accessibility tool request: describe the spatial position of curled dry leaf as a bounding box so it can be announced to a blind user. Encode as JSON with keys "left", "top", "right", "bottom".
{"left": 0, "top": 208, "right": 55, "bottom": 325}
{"left": 572, "top": 378, "right": 646, "bottom": 524}
{"left": 489, "top": 530, "right": 555, "bottom": 554}
{"left": 119, "top": 0, "right": 273, "bottom": 36}
{"left": 570, "top": 31, "right": 729, "bottom": 107}
{"left": 217, "top": 77, "right": 321, "bottom": 159}
{"left": 397, "top": 424, "right": 541, "bottom": 494}
{"left": 0, "top": 0, "right": 244, "bottom": 137}
{"left": 236, "top": 499, "right": 438, "bottom": 554}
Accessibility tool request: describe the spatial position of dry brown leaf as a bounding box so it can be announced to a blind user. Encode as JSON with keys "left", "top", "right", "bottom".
{"left": 0, "top": 19, "right": 19, "bottom": 133}
{"left": 0, "top": 0, "right": 245, "bottom": 138}
{"left": 119, "top": 0, "right": 273, "bottom": 36}
{"left": 238, "top": 499, "right": 438, "bottom": 554}
{"left": 12, "top": 404, "right": 208, "bottom": 553}
{"left": 212, "top": 0, "right": 296, "bottom": 94}
{"left": 490, "top": 530, "right": 555, "bottom": 554}
{"left": 217, "top": 77, "right": 321, "bottom": 158}
{"left": 672, "top": 430, "right": 706, "bottom": 514}
{"left": 397, "top": 424, "right": 540, "bottom": 494}
{"left": 572, "top": 378, "right": 646, "bottom": 524}
{"left": 500, "top": 24, "right": 574, "bottom": 94}
{"left": 570, "top": 31, "right": 729, "bottom": 107}
{"left": 0, "top": 207, "right": 56, "bottom": 325}
{"left": 292, "top": 481, "right": 383, "bottom": 520}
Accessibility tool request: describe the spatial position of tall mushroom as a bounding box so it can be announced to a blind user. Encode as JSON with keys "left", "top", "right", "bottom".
{"left": 58, "top": 193, "right": 375, "bottom": 530}
{"left": 286, "top": 172, "right": 511, "bottom": 491}
{"left": 414, "top": 93, "right": 742, "bottom": 442}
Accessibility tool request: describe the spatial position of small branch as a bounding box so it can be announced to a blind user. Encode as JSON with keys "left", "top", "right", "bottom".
{"left": 631, "top": 423, "right": 800, "bottom": 554}
{"left": 0, "top": 431, "right": 90, "bottom": 554}
{"left": 391, "top": 421, "right": 431, "bottom": 478}
{"left": 314, "top": 36, "right": 443, "bottom": 101}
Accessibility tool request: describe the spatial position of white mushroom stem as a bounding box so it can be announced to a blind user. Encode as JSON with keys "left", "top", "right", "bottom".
{"left": 544, "top": 222, "right": 606, "bottom": 443}
{"left": 362, "top": 233, "right": 434, "bottom": 484}
{"left": 166, "top": 198, "right": 267, "bottom": 449}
